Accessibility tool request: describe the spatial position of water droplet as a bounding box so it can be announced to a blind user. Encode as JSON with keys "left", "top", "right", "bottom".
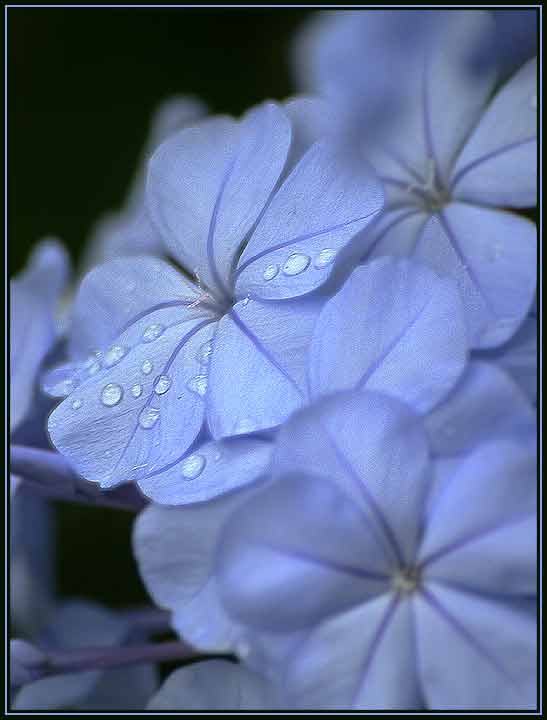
{"left": 101, "top": 383, "right": 123, "bottom": 407}
{"left": 213, "top": 451, "right": 222, "bottom": 462}
{"left": 104, "top": 344, "right": 127, "bottom": 368}
{"left": 154, "top": 375, "right": 171, "bottom": 395}
{"left": 131, "top": 383, "right": 143, "bottom": 398}
{"left": 60, "top": 378, "right": 77, "bottom": 396}
{"left": 84, "top": 352, "right": 102, "bottom": 375}
{"left": 186, "top": 374, "right": 208, "bottom": 397}
{"left": 282, "top": 252, "right": 310, "bottom": 276}
{"left": 197, "top": 341, "right": 213, "bottom": 365}
{"left": 139, "top": 407, "right": 160, "bottom": 429}
{"left": 142, "top": 323, "right": 165, "bottom": 343}
{"left": 181, "top": 453, "right": 205, "bottom": 480}
{"left": 263, "top": 263, "right": 279, "bottom": 281}
{"left": 241, "top": 296, "right": 251, "bottom": 307}
{"left": 71, "top": 398, "right": 82, "bottom": 410}
{"left": 315, "top": 248, "right": 337, "bottom": 268}
{"left": 530, "top": 94, "right": 537, "bottom": 110}
{"left": 141, "top": 360, "right": 153, "bottom": 375}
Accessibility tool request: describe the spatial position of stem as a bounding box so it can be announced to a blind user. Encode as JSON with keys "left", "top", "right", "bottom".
{"left": 122, "top": 607, "right": 172, "bottom": 635}
{"left": 10, "top": 445, "right": 147, "bottom": 512}
{"left": 46, "top": 640, "right": 196, "bottom": 676}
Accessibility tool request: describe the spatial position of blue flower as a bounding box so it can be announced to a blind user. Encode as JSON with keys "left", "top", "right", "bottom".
{"left": 216, "top": 391, "right": 537, "bottom": 710}
{"left": 295, "top": 10, "right": 537, "bottom": 350}
{"left": 45, "top": 99, "right": 382, "bottom": 500}
{"left": 147, "top": 660, "right": 278, "bottom": 710}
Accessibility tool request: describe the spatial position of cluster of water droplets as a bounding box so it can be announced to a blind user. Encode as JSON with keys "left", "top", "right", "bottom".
{"left": 262, "top": 248, "right": 337, "bottom": 282}
{"left": 186, "top": 340, "right": 213, "bottom": 398}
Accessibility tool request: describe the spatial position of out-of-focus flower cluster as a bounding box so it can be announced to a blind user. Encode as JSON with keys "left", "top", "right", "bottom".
{"left": 9, "top": 9, "right": 537, "bottom": 711}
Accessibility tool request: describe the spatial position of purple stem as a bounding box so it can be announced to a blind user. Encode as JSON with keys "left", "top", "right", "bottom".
{"left": 10, "top": 444, "right": 147, "bottom": 512}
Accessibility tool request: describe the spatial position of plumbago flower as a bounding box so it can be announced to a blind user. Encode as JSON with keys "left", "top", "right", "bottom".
{"left": 82, "top": 95, "right": 207, "bottom": 270}
{"left": 132, "top": 257, "right": 535, "bottom": 668}
{"left": 216, "top": 392, "right": 537, "bottom": 710}
{"left": 45, "top": 98, "right": 383, "bottom": 502}
{"left": 147, "top": 660, "right": 278, "bottom": 711}
{"left": 295, "top": 10, "right": 537, "bottom": 350}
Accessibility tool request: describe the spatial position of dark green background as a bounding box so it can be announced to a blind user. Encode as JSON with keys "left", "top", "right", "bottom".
{"left": 9, "top": 7, "right": 313, "bottom": 609}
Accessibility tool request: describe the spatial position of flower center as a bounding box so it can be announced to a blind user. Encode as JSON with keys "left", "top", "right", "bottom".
{"left": 406, "top": 156, "right": 450, "bottom": 214}
{"left": 391, "top": 566, "right": 421, "bottom": 595}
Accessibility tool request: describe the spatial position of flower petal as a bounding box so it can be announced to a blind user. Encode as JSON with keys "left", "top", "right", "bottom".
{"left": 416, "top": 585, "right": 536, "bottom": 709}
{"left": 424, "top": 361, "right": 536, "bottom": 457}
{"left": 133, "top": 489, "right": 252, "bottom": 652}
{"left": 206, "top": 297, "right": 320, "bottom": 438}
{"left": 419, "top": 441, "right": 536, "bottom": 595}
{"left": 146, "top": 103, "right": 291, "bottom": 300}
{"left": 272, "top": 391, "right": 431, "bottom": 565}
{"left": 235, "top": 141, "right": 383, "bottom": 301}
{"left": 422, "top": 204, "right": 536, "bottom": 349}
{"left": 452, "top": 58, "right": 537, "bottom": 208}
{"left": 309, "top": 258, "right": 467, "bottom": 413}
{"left": 286, "top": 596, "right": 420, "bottom": 710}
{"left": 147, "top": 661, "right": 276, "bottom": 710}
{"left": 217, "top": 471, "right": 391, "bottom": 633}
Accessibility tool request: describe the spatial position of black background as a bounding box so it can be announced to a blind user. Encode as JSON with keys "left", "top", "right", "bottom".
{"left": 9, "top": 7, "right": 314, "bottom": 611}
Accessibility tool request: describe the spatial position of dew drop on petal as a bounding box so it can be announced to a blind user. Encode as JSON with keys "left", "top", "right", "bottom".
{"left": 141, "top": 360, "right": 153, "bottom": 375}
{"left": 154, "top": 375, "right": 171, "bottom": 395}
{"left": 181, "top": 453, "right": 205, "bottom": 480}
{"left": 315, "top": 248, "right": 337, "bottom": 268}
{"left": 263, "top": 263, "right": 279, "bottom": 281}
{"left": 139, "top": 407, "right": 160, "bottom": 429}
{"left": 186, "top": 374, "right": 208, "bottom": 397}
{"left": 71, "top": 398, "right": 83, "bottom": 410}
{"left": 282, "top": 253, "right": 310, "bottom": 276}
{"left": 101, "top": 383, "right": 123, "bottom": 407}
{"left": 131, "top": 383, "right": 143, "bottom": 398}
{"left": 241, "top": 296, "right": 251, "bottom": 307}
{"left": 196, "top": 340, "right": 213, "bottom": 365}
{"left": 104, "top": 345, "right": 127, "bottom": 368}
{"left": 142, "top": 323, "right": 165, "bottom": 343}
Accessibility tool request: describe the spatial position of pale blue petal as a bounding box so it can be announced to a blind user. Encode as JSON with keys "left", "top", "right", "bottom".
{"left": 136, "top": 436, "right": 272, "bottom": 505}
{"left": 146, "top": 103, "right": 291, "bottom": 300}
{"left": 48, "top": 268, "right": 216, "bottom": 487}
{"left": 287, "top": 596, "right": 420, "bottom": 710}
{"left": 147, "top": 661, "right": 277, "bottom": 710}
{"left": 234, "top": 141, "right": 383, "bottom": 301}
{"left": 418, "top": 205, "right": 536, "bottom": 349}
{"left": 133, "top": 489, "right": 252, "bottom": 652}
{"left": 309, "top": 259, "right": 467, "bottom": 413}
{"left": 217, "top": 471, "right": 391, "bottom": 632}
{"left": 281, "top": 96, "right": 333, "bottom": 174}
{"left": 478, "top": 315, "right": 537, "bottom": 403}
{"left": 452, "top": 58, "right": 537, "bottom": 207}
{"left": 206, "top": 297, "right": 321, "bottom": 438}
{"left": 425, "top": 361, "right": 536, "bottom": 457}
{"left": 416, "top": 585, "right": 536, "bottom": 709}
{"left": 271, "top": 391, "right": 431, "bottom": 564}
{"left": 419, "top": 442, "right": 536, "bottom": 586}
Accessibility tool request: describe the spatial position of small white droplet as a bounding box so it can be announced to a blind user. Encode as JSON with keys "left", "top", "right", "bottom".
{"left": 186, "top": 374, "right": 208, "bottom": 397}
{"left": 154, "top": 375, "right": 171, "bottom": 395}
{"left": 84, "top": 352, "right": 102, "bottom": 375}
{"left": 263, "top": 263, "right": 279, "bottom": 281}
{"left": 181, "top": 453, "right": 205, "bottom": 480}
{"left": 197, "top": 341, "right": 213, "bottom": 365}
{"left": 315, "top": 248, "right": 337, "bottom": 268}
{"left": 71, "top": 398, "right": 83, "bottom": 410}
{"left": 282, "top": 252, "right": 310, "bottom": 276}
{"left": 101, "top": 383, "right": 123, "bottom": 407}
{"left": 141, "top": 360, "right": 153, "bottom": 375}
{"left": 530, "top": 94, "right": 537, "bottom": 110}
{"left": 104, "top": 345, "right": 127, "bottom": 368}
{"left": 241, "top": 296, "right": 251, "bottom": 307}
{"left": 139, "top": 406, "right": 160, "bottom": 429}
{"left": 142, "top": 323, "right": 165, "bottom": 343}
{"left": 131, "top": 384, "right": 143, "bottom": 398}
{"left": 213, "top": 451, "right": 222, "bottom": 462}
